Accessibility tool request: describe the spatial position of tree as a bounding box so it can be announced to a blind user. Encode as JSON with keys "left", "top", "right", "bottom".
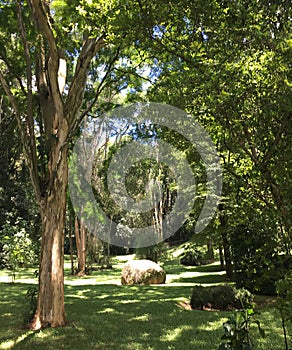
{"left": 144, "top": 0, "right": 291, "bottom": 250}
{"left": 74, "top": 215, "right": 87, "bottom": 276}
{"left": 0, "top": 0, "right": 151, "bottom": 328}
{"left": 0, "top": 92, "right": 40, "bottom": 267}
{"left": 0, "top": 0, "right": 102, "bottom": 328}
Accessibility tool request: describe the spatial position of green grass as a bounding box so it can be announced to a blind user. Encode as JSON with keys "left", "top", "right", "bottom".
{"left": 0, "top": 257, "right": 288, "bottom": 350}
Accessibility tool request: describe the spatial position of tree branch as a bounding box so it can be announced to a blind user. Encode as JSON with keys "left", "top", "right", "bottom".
{"left": 0, "top": 67, "right": 42, "bottom": 203}
{"left": 28, "top": 0, "right": 58, "bottom": 61}
{"left": 16, "top": 0, "right": 40, "bottom": 195}
{"left": 28, "top": 0, "right": 63, "bottom": 132}
{"left": 0, "top": 69, "right": 20, "bottom": 115}
{"left": 65, "top": 35, "right": 106, "bottom": 131}
{"left": 78, "top": 44, "right": 122, "bottom": 121}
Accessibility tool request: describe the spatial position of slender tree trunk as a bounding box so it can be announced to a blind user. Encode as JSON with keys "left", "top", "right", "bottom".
{"left": 219, "top": 245, "right": 225, "bottom": 270}
{"left": 80, "top": 220, "right": 87, "bottom": 273}
{"left": 68, "top": 214, "right": 75, "bottom": 275}
{"left": 218, "top": 204, "right": 233, "bottom": 279}
{"left": 221, "top": 232, "right": 233, "bottom": 279}
{"left": 31, "top": 147, "right": 68, "bottom": 329}
{"left": 75, "top": 216, "right": 87, "bottom": 276}
{"left": 206, "top": 238, "right": 214, "bottom": 260}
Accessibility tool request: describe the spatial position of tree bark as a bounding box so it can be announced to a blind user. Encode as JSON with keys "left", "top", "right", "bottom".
{"left": 75, "top": 216, "right": 87, "bottom": 276}
{"left": 219, "top": 245, "right": 225, "bottom": 270}
{"left": 206, "top": 238, "right": 214, "bottom": 260}
{"left": 68, "top": 212, "right": 75, "bottom": 275}
{"left": 218, "top": 204, "right": 233, "bottom": 279}
{"left": 31, "top": 146, "right": 68, "bottom": 329}
{"left": 221, "top": 231, "right": 233, "bottom": 279}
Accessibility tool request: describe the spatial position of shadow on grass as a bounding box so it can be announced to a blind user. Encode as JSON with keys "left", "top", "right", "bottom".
{"left": 64, "top": 266, "right": 121, "bottom": 282}
{"left": 192, "top": 264, "right": 224, "bottom": 273}
{"left": 161, "top": 259, "right": 185, "bottom": 275}
{"left": 171, "top": 273, "right": 228, "bottom": 285}
{"left": 0, "top": 281, "right": 286, "bottom": 350}
{"left": 0, "top": 282, "right": 227, "bottom": 350}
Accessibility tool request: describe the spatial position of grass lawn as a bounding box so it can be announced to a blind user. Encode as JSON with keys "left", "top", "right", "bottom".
{"left": 0, "top": 256, "right": 288, "bottom": 350}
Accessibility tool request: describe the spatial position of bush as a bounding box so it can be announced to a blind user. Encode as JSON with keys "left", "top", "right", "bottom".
{"left": 0, "top": 219, "right": 37, "bottom": 281}
{"left": 179, "top": 243, "right": 203, "bottom": 266}
{"left": 190, "top": 285, "right": 212, "bottom": 309}
{"left": 212, "top": 285, "right": 237, "bottom": 310}
{"left": 136, "top": 243, "right": 168, "bottom": 263}
{"left": 23, "top": 286, "right": 38, "bottom": 324}
{"left": 230, "top": 225, "right": 291, "bottom": 295}
{"left": 276, "top": 272, "right": 292, "bottom": 350}
{"left": 190, "top": 285, "right": 253, "bottom": 311}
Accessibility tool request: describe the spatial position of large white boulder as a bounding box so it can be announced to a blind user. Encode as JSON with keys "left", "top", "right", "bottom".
{"left": 121, "top": 259, "right": 166, "bottom": 285}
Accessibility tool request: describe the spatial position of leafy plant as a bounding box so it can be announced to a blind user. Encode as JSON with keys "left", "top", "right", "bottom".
{"left": 179, "top": 242, "right": 203, "bottom": 266}
{"left": 276, "top": 273, "right": 292, "bottom": 350}
{"left": 190, "top": 285, "right": 253, "bottom": 311}
{"left": 190, "top": 285, "right": 212, "bottom": 309}
{"left": 230, "top": 224, "right": 291, "bottom": 295}
{"left": 23, "top": 286, "right": 38, "bottom": 324}
{"left": 233, "top": 288, "right": 254, "bottom": 310}
{"left": 0, "top": 219, "right": 37, "bottom": 282}
{"left": 212, "top": 285, "right": 238, "bottom": 311}
{"left": 218, "top": 308, "right": 265, "bottom": 350}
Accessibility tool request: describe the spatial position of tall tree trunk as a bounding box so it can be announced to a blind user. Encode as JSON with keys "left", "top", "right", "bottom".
{"left": 221, "top": 231, "right": 233, "bottom": 279}
{"left": 31, "top": 147, "right": 68, "bottom": 329}
{"left": 75, "top": 216, "right": 87, "bottom": 276}
{"left": 218, "top": 204, "right": 233, "bottom": 279}
{"left": 219, "top": 245, "right": 225, "bottom": 270}
{"left": 80, "top": 220, "right": 87, "bottom": 273}
{"left": 206, "top": 238, "right": 214, "bottom": 260}
{"left": 68, "top": 213, "right": 75, "bottom": 275}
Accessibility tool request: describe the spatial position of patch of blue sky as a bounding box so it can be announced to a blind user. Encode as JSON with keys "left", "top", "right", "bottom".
{"left": 152, "top": 25, "right": 166, "bottom": 39}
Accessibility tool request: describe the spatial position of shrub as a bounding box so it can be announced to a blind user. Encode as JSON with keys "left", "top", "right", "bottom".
{"left": 179, "top": 243, "right": 203, "bottom": 266}
{"left": 190, "top": 285, "right": 212, "bottom": 309}
{"left": 230, "top": 225, "right": 291, "bottom": 295}
{"left": 218, "top": 307, "right": 265, "bottom": 350}
{"left": 211, "top": 285, "right": 236, "bottom": 310}
{"left": 276, "top": 272, "right": 292, "bottom": 350}
{"left": 23, "top": 286, "right": 38, "bottom": 324}
{"left": 190, "top": 285, "right": 253, "bottom": 311}
{"left": 0, "top": 219, "right": 37, "bottom": 281}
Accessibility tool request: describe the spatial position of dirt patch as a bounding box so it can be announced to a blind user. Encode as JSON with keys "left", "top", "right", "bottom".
{"left": 254, "top": 295, "right": 278, "bottom": 309}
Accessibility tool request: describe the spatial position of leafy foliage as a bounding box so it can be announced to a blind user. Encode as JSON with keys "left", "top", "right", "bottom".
{"left": 136, "top": 243, "right": 169, "bottom": 263}
{"left": 231, "top": 224, "right": 291, "bottom": 295}
{"left": 0, "top": 104, "right": 40, "bottom": 266}
{"left": 23, "top": 286, "right": 38, "bottom": 324}
{"left": 276, "top": 273, "right": 292, "bottom": 350}
{"left": 190, "top": 285, "right": 253, "bottom": 311}
{"left": 0, "top": 219, "right": 37, "bottom": 280}
{"left": 145, "top": 0, "right": 291, "bottom": 255}
{"left": 179, "top": 242, "right": 204, "bottom": 266}
{"left": 218, "top": 308, "right": 265, "bottom": 350}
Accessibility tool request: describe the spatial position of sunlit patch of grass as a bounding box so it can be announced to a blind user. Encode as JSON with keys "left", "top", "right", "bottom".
{"left": 129, "top": 313, "right": 151, "bottom": 322}
{"left": 0, "top": 257, "right": 287, "bottom": 350}
{"left": 160, "top": 325, "right": 193, "bottom": 342}
{"left": 198, "top": 317, "right": 229, "bottom": 331}
{"left": 0, "top": 267, "right": 38, "bottom": 284}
